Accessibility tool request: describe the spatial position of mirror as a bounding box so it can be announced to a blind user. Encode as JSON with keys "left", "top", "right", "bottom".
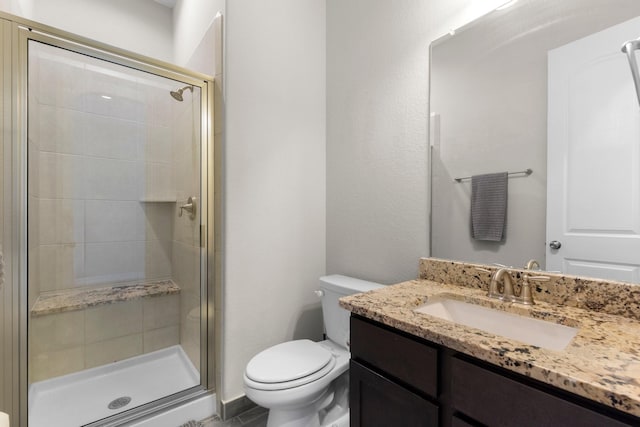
{"left": 430, "top": 0, "right": 640, "bottom": 282}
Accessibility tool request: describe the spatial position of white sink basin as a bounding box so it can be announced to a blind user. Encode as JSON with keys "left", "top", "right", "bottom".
{"left": 414, "top": 296, "right": 578, "bottom": 351}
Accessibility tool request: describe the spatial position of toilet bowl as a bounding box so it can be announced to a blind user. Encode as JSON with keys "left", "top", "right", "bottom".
{"left": 244, "top": 339, "right": 349, "bottom": 427}
{"left": 243, "top": 275, "right": 383, "bottom": 427}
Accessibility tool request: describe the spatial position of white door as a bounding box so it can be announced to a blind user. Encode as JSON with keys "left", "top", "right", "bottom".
{"left": 547, "top": 17, "right": 640, "bottom": 282}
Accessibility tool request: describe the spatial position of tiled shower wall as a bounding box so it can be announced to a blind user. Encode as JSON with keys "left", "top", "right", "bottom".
{"left": 28, "top": 43, "right": 175, "bottom": 295}
{"left": 29, "top": 295, "right": 180, "bottom": 382}
{"left": 27, "top": 42, "right": 202, "bottom": 381}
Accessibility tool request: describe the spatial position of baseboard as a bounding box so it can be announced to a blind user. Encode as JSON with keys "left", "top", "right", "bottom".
{"left": 219, "top": 395, "right": 256, "bottom": 421}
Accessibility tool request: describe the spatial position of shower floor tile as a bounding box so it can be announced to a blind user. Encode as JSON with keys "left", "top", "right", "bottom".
{"left": 198, "top": 406, "right": 268, "bottom": 427}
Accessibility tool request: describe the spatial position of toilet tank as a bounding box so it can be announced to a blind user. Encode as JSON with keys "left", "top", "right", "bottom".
{"left": 318, "top": 275, "right": 383, "bottom": 349}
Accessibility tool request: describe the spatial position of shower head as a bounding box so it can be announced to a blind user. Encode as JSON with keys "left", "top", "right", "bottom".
{"left": 621, "top": 38, "right": 640, "bottom": 107}
{"left": 622, "top": 38, "right": 640, "bottom": 54}
{"left": 170, "top": 85, "right": 194, "bottom": 102}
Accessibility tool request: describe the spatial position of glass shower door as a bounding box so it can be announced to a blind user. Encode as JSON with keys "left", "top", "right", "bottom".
{"left": 26, "top": 39, "right": 207, "bottom": 426}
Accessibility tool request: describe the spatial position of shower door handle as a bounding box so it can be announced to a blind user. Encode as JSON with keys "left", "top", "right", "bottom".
{"left": 0, "top": 247, "right": 3, "bottom": 291}
{"left": 179, "top": 197, "right": 197, "bottom": 220}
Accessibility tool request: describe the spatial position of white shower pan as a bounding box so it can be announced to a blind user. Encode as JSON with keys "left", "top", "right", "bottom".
{"left": 28, "top": 345, "right": 202, "bottom": 427}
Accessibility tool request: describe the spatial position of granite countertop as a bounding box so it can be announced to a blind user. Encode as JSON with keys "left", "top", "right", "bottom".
{"left": 31, "top": 279, "right": 180, "bottom": 317}
{"left": 340, "top": 278, "right": 640, "bottom": 418}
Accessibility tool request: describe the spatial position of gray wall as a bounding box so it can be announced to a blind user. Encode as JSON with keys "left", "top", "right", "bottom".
{"left": 429, "top": 0, "right": 640, "bottom": 269}
{"left": 430, "top": 11, "right": 548, "bottom": 268}
{"left": 326, "top": 0, "right": 431, "bottom": 284}
{"left": 325, "top": 0, "right": 507, "bottom": 283}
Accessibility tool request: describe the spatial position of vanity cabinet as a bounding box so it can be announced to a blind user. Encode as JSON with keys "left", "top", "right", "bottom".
{"left": 350, "top": 315, "right": 439, "bottom": 426}
{"left": 349, "top": 315, "right": 639, "bottom": 427}
{"left": 350, "top": 361, "right": 439, "bottom": 426}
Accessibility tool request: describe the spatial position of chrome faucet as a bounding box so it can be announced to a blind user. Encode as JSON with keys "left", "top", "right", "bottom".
{"left": 488, "top": 268, "right": 516, "bottom": 301}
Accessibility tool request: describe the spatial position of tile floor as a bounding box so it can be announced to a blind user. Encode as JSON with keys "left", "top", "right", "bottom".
{"left": 187, "top": 406, "right": 268, "bottom": 427}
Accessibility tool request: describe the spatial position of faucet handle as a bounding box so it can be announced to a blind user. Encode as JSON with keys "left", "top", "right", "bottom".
{"left": 475, "top": 267, "right": 492, "bottom": 274}
{"left": 520, "top": 282, "right": 536, "bottom": 305}
{"left": 519, "top": 274, "right": 548, "bottom": 305}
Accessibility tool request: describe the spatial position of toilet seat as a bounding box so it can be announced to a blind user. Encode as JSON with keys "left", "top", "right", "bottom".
{"left": 245, "top": 340, "right": 336, "bottom": 391}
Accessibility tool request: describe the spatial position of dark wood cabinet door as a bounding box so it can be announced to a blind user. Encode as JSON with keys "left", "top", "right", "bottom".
{"left": 350, "top": 360, "right": 439, "bottom": 427}
{"left": 451, "top": 357, "right": 633, "bottom": 427}
{"left": 351, "top": 316, "right": 439, "bottom": 398}
{"left": 349, "top": 316, "right": 640, "bottom": 427}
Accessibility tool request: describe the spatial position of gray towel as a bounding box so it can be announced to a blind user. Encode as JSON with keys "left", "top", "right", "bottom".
{"left": 471, "top": 172, "right": 508, "bottom": 241}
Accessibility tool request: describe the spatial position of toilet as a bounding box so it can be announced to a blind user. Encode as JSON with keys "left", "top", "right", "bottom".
{"left": 243, "top": 275, "right": 383, "bottom": 427}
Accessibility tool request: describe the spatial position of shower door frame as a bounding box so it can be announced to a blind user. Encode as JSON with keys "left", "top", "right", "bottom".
{"left": 1, "top": 11, "right": 217, "bottom": 427}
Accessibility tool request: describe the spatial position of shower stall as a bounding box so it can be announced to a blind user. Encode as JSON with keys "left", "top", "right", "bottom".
{"left": 0, "top": 11, "right": 217, "bottom": 427}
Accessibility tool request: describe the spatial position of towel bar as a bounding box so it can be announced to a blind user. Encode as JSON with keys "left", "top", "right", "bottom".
{"left": 454, "top": 168, "right": 532, "bottom": 183}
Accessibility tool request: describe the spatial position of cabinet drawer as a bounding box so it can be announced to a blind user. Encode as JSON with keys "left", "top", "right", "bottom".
{"left": 451, "top": 357, "right": 632, "bottom": 427}
{"left": 350, "top": 360, "right": 439, "bottom": 427}
{"left": 350, "top": 316, "right": 438, "bottom": 397}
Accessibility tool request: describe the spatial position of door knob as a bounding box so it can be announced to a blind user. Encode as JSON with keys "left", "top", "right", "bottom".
{"left": 549, "top": 240, "right": 562, "bottom": 250}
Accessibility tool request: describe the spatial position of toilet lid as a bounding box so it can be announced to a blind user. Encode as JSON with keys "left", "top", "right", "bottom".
{"left": 245, "top": 339, "right": 332, "bottom": 384}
